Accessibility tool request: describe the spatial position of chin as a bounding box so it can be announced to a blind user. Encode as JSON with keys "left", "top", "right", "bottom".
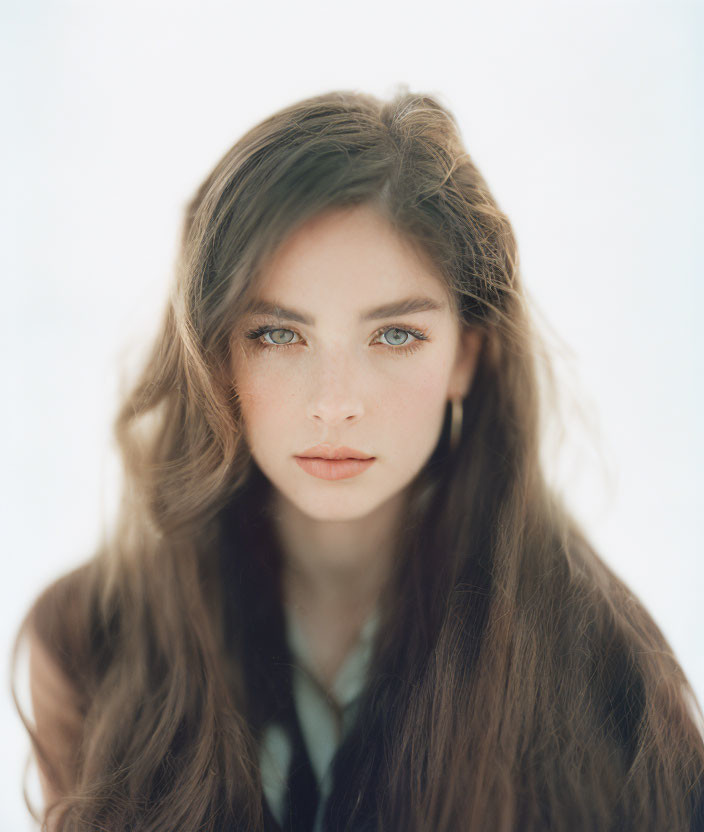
{"left": 286, "top": 487, "right": 388, "bottom": 523}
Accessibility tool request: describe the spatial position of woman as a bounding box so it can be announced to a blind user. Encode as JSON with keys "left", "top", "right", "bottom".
{"left": 14, "top": 87, "right": 704, "bottom": 831}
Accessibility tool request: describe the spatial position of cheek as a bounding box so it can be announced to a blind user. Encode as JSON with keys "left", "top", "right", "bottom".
{"left": 233, "top": 363, "right": 296, "bottom": 437}
{"left": 386, "top": 354, "right": 451, "bottom": 404}
{"left": 233, "top": 350, "right": 452, "bottom": 443}
{"left": 380, "top": 365, "right": 451, "bottom": 441}
{"left": 412, "top": 369, "right": 449, "bottom": 401}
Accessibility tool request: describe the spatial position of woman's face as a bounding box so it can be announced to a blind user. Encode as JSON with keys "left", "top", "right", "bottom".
{"left": 230, "top": 204, "right": 482, "bottom": 522}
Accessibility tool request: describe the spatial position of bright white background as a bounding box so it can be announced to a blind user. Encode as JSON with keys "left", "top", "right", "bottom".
{"left": 1, "top": 0, "right": 702, "bottom": 827}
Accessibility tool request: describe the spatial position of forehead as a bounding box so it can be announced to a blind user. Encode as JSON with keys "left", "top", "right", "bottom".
{"left": 252, "top": 204, "right": 452, "bottom": 313}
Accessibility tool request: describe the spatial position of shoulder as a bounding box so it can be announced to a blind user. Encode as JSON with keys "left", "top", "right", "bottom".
{"left": 23, "top": 562, "right": 103, "bottom": 808}
{"left": 26, "top": 601, "right": 87, "bottom": 820}
{"left": 28, "top": 560, "right": 96, "bottom": 633}
{"left": 29, "top": 626, "right": 84, "bottom": 795}
{"left": 26, "top": 560, "right": 104, "bottom": 681}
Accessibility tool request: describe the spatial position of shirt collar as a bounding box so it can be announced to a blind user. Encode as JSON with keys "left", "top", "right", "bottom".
{"left": 284, "top": 604, "right": 380, "bottom": 709}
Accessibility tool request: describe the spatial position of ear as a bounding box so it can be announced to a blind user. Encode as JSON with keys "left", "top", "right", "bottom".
{"left": 447, "top": 327, "right": 484, "bottom": 400}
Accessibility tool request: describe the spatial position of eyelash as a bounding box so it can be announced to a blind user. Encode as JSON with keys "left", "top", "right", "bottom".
{"left": 244, "top": 323, "right": 429, "bottom": 356}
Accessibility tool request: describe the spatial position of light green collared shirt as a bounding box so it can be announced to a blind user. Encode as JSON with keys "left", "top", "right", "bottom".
{"left": 258, "top": 606, "right": 379, "bottom": 831}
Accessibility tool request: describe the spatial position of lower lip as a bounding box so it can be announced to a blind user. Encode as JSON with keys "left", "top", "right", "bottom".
{"left": 294, "top": 456, "right": 376, "bottom": 481}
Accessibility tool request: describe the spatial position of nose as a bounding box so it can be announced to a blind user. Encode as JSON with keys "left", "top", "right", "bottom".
{"left": 306, "top": 355, "right": 364, "bottom": 428}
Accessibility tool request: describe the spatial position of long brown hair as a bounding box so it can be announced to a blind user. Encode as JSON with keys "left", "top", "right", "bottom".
{"left": 13, "top": 86, "right": 704, "bottom": 830}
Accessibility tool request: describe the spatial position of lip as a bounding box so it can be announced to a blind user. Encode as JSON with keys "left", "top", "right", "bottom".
{"left": 294, "top": 456, "right": 376, "bottom": 481}
{"left": 297, "top": 444, "right": 374, "bottom": 460}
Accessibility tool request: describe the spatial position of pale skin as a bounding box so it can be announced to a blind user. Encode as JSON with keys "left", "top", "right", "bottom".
{"left": 28, "top": 204, "right": 483, "bottom": 821}
{"left": 230, "top": 203, "right": 483, "bottom": 695}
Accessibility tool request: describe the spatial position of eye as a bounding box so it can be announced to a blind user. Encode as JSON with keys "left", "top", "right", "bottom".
{"left": 243, "top": 323, "right": 429, "bottom": 355}
{"left": 259, "top": 328, "right": 300, "bottom": 347}
{"left": 377, "top": 327, "right": 416, "bottom": 347}
{"left": 370, "top": 325, "right": 428, "bottom": 356}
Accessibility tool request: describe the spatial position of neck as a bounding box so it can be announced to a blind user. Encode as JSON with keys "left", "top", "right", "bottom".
{"left": 269, "top": 488, "right": 405, "bottom": 619}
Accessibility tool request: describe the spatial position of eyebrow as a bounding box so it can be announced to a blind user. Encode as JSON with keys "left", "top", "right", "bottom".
{"left": 246, "top": 296, "right": 446, "bottom": 325}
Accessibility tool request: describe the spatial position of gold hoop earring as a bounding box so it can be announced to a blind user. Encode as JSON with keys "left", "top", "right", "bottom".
{"left": 449, "top": 396, "right": 463, "bottom": 452}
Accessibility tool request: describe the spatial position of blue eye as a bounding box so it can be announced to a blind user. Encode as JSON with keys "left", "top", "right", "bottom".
{"left": 260, "top": 328, "right": 299, "bottom": 346}
{"left": 243, "top": 324, "right": 429, "bottom": 355}
{"left": 380, "top": 327, "right": 414, "bottom": 347}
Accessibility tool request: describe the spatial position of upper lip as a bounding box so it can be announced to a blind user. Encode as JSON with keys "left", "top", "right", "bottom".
{"left": 296, "top": 444, "right": 375, "bottom": 460}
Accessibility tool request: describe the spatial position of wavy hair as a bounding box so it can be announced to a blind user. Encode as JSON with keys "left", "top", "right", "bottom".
{"left": 13, "top": 86, "right": 704, "bottom": 831}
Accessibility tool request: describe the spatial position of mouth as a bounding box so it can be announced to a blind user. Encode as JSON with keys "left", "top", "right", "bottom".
{"left": 296, "top": 444, "right": 374, "bottom": 461}
{"left": 294, "top": 456, "right": 376, "bottom": 481}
